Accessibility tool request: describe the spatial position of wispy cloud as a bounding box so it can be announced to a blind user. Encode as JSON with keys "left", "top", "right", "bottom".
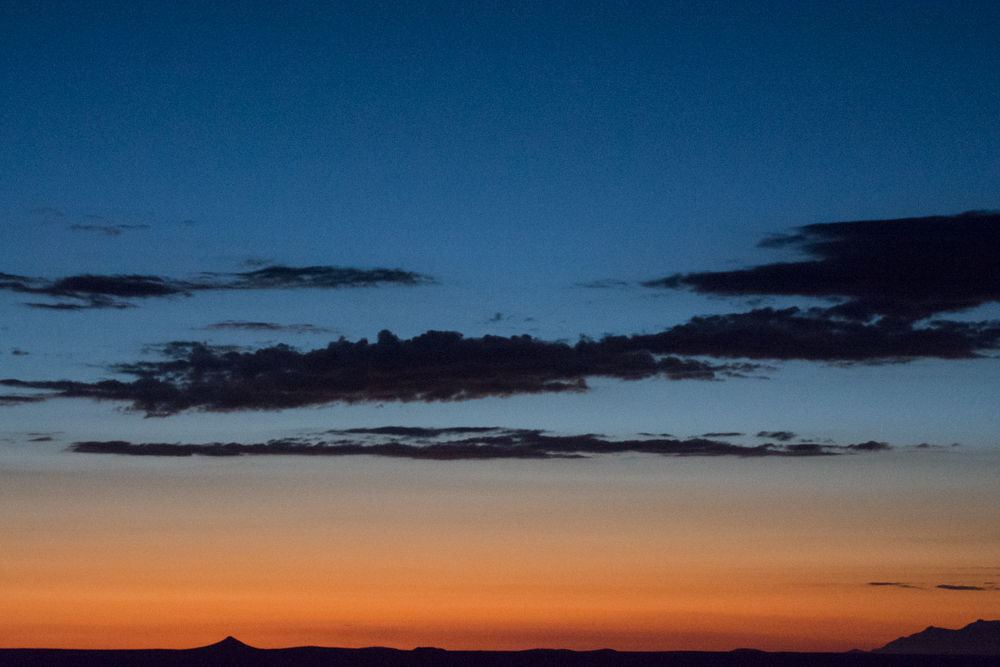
{"left": 0, "top": 394, "right": 48, "bottom": 405}
{"left": 868, "top": 582, "right": 999, "bottom": 591}
{"left": 577, "top": 279, "right": 634, "bottom": 290}
{"left": 757, "top": 431, "right": 796, "bottom": 442}
{"left": 200, "top": 265, "right": 430, "bottom": 290}
{"left": 626, "top": 307, "right": 1000, "bottom": 363}
{"left": 204, "top": 321, "right": 333, "bottom": 334}
{"left": 0, "top": 265, "right": 434, "bottom": 309}
{"left": 70, "top": 428, "right": 894, "bottom": 460}
{"left": 69, "top": 224, "right": 149, "bottom": 236}
{"left": 2, "top": 331, "right": 757, "bottom": 416}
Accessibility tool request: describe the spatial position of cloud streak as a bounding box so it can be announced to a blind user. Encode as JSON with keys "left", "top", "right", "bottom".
{"left": 204, "top": 321, "right": 333, "bottom": 334}
{"left": 70, "top": 428, "right": 892, "bottom": 460}
{"left": 868, "top": 582, "right": 999, "bottom": 591}
{"left": 70, "top": 224, "right": 149, "bottom": 236}
{"left": 619, "top": 309, "right": 1000, "bottom": 362}
{"left": 757, "top": 431, "right": 796, "bottom": 441}
{"left": 200, "top": 265, "right": 428, "bottom": 290}
{"left": 1, "top": 266, "right": 433, "bottom": 309}
{"left": 0, "top": 394, "right": 48, "bottom": 406}
{"left": 2, "top": 331, "right": 757, "bottom": 416}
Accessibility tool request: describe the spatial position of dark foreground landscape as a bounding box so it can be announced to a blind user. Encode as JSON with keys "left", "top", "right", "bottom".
{"left": 3, "top": 622, "right": 997, "bottom": 667}
{"left": 0, "top": 638, "right": 997, "bottom": 667}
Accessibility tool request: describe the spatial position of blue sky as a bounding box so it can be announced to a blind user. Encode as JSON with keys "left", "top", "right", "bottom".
{"left": 5, "top": 0, "right": 998, "bottom": 280}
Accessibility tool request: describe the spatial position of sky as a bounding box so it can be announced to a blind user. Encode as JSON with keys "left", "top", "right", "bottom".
{"left": 1, "top": 0, "right": 999, "bottom": 653}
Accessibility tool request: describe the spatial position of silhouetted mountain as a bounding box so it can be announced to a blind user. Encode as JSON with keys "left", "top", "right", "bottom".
{"left": 196, "top": 636, "right": 258, "bottom": 651}
{"left": 874, "top": 619, "right": 1000, "bottom": 655}
{"left": 182, "top": 635, "right": 262, "bottom": 665}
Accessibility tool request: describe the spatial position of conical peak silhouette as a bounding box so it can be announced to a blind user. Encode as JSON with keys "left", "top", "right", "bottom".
{"left": 205, "top": 636, "right": 257, "bottom": 650}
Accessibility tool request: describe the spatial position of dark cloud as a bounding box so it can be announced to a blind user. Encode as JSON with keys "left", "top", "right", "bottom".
{"left": 0, "top": 394, "right": 48, "bottom": 405}
{"left": 26, "top": 300, "right": 133, "bottom": 311}
{"left": 0, "top": 266, "right": 432, "bottom": 309}
{"left": 11, "top": 349, "right": 28, "bottom": 355}
{"left": 0, "top": 272, "right": 37, "bottom": 290}
{"left": 0, "top": 273, "right": 188, "bottom": 309}
{"left": 782, "top": 444, "right": 827, "bottom": 455}
{"left": 3, "top": 331, "right": 758, "bottom": 416}
{"left": 335, "top": 426, "right": 500, "bottom": 437}
{"left": 578, "top": 279, "right": 633, "bottom": 289}
{"left": 46, "top": 274, "right": 183, "bottom": 298}
{"left": 702, "top": 432, "right": 743, "bottom": 437}
{"left": 204, "top": 321, "right": 332, "bottom": 334}
{"left": 70, "top": 428, "right": 896, "bottom": 460}
{"left": 868, "top": 581, "right": 994, "bottom": 591}
{"left": 846, "top": 440, "right": 891, "bottom": 452}
{"left": 28, "top": 436, "right": 53, "bottom": 441}
{"left": 757, "top": 430, "right": 796, "bottom": 441}
{"left": 639, "top": 212, "right": 1000, "bottom": 363}
{"left": 147, "top": 341, "right": 246, "bottom": 359}
{"left": 70, "top": 224, "right": 149, "bottom": 236}
{"left": 629, "top": 307, "right": 1000, "bottom": 362}
{"left": 201, "top": 265, "right": 433, "bottom": 290}
{"left": 647, "top": 211, "right": 1000, "bottom": 322}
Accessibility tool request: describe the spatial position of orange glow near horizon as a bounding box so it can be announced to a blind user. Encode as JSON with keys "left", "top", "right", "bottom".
{"left": 2, "top": 581, "right": 995, "bottom": 652}
{"left": 2, "top": 452, "right": 998, "bottom": 651}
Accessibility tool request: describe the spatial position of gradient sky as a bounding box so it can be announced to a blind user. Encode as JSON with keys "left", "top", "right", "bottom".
{"left": 2, "top": 0, "right": 999, "bottom": 652}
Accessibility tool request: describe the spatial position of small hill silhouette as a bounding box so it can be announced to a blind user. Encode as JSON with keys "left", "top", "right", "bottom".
{"left": 874, "top": 619, "right": 1000, "bottom": 655}
{"left": 199, "top": 636, "right": 258, "bottom": 651}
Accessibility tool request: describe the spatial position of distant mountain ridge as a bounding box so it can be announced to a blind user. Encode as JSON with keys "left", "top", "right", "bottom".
{"left": 874, "top": 619, "right": 1000, "bottom": 655}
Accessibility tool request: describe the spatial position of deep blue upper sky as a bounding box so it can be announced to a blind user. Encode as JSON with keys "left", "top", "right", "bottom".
{"left": 4, "top": 0, "right": 998, "bottom": 281}
{"left": 2, "top": 0, "right": 999, "bottom": 448}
